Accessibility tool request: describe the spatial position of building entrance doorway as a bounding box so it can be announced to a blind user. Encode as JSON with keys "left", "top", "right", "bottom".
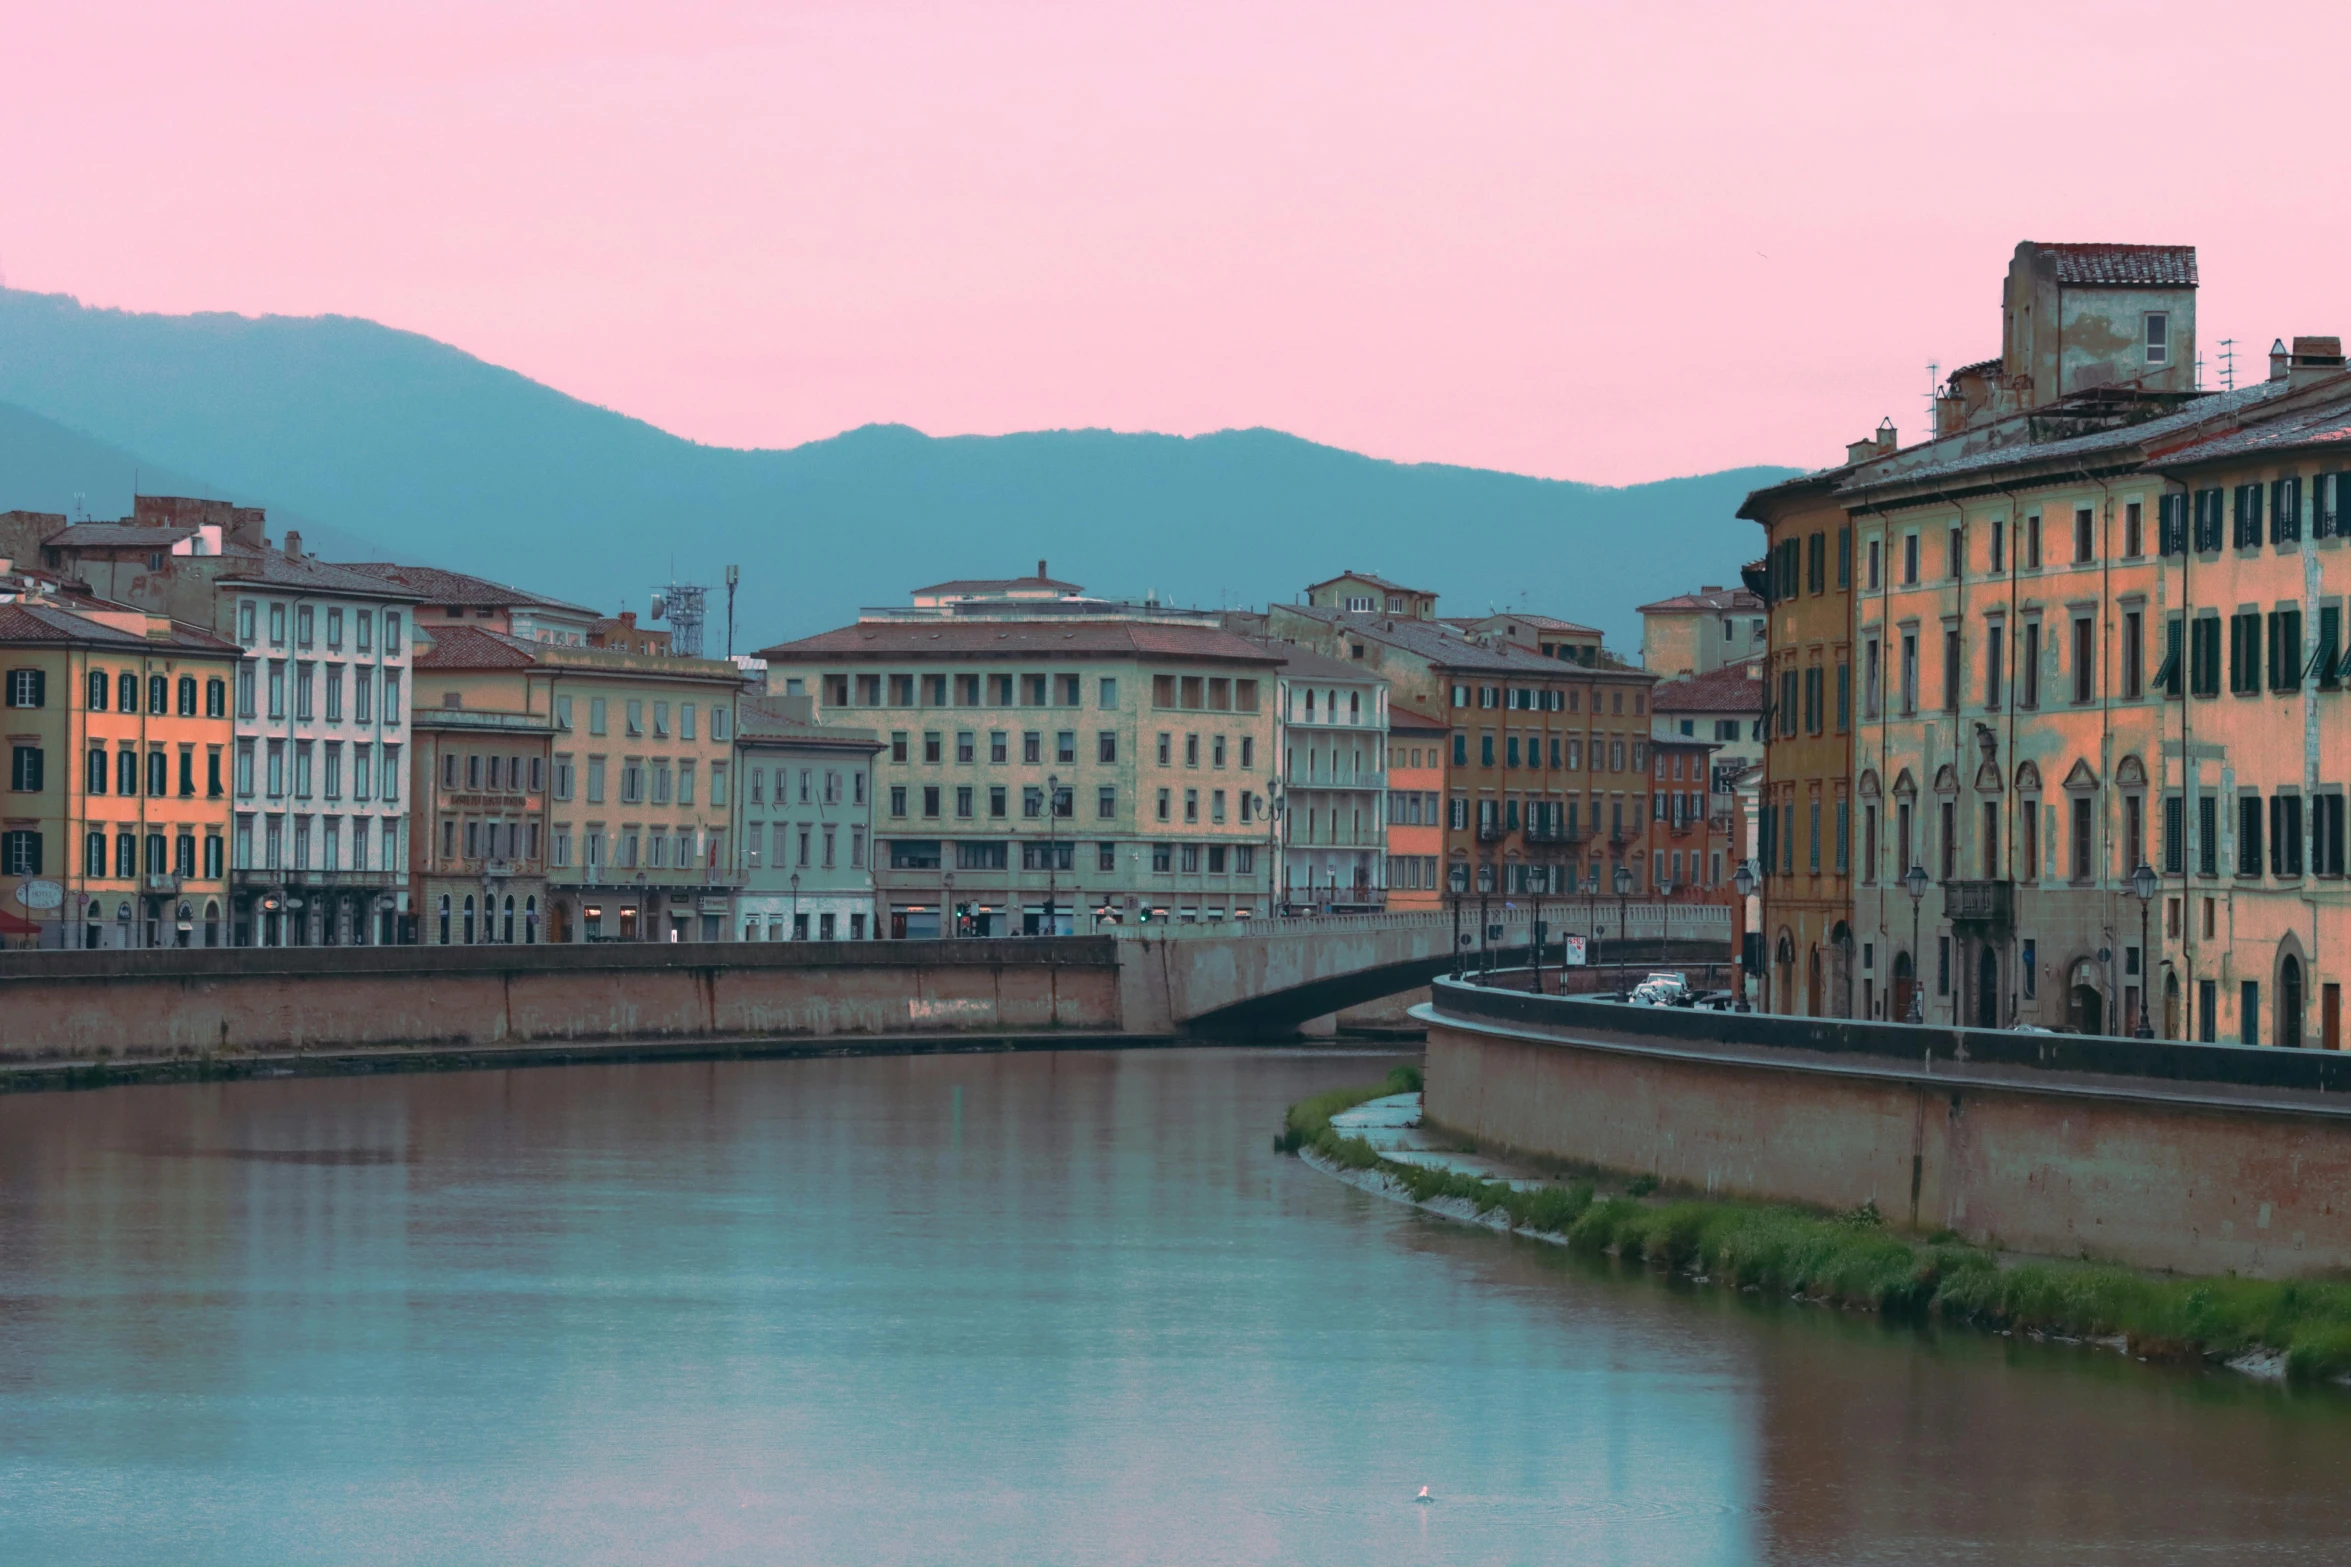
{"left": 2280, "top": 954, "right": 2305, "bottom": 1048}
{"left": 1976, "top": 946, "right": 1999, "bottom": 1030}
{"left": 2068, "top": 981, "right": 2103, "bottom": 1035}
{"left": 1891, "top": 950, "right": 1916, "bottom": 1024}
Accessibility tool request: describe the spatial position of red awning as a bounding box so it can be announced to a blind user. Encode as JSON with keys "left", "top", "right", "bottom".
{"left": 0, "top": 908, "right": 42, "bottom": 935}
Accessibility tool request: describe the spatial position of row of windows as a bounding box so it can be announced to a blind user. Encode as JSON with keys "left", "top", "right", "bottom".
{"left": 544, "top": 754, "right": 726, "bottom": 808}
{"left": 235, "top": 740, "right": 402, "bottom": 804}
{"left": 1289, "top": 688, "right": 1375, "bottom": 724}
{"left": 1770, "top": 526, "right": 1853, "bottom": 602}
{"left": 1449, "top": 682, "right": 1640, "bottom": 716}
{"left": 888, "top": 838, "right": 1261, "bottom": 876}
{"left": 436, "top": 817, "right": 542, "bottom": 865}
{"left": 554, "top": 824, "right": 732, "bottom": 872}
{"left": 247, "top": 662, "right": 400, "bottom": 726}
{"left": 438, "top": 752, "right": 547, "bottom": 795}
{"left": 1450, "top": 731, "right": 1643, "bottom": 772}
{"left": 744, "top": 764, "right": 864, "bottom": 807}
{"left": 744, "top": 820, "right": 863, "bottom": 870}
{"left": 231, "top": 813, "right": 401, "bottom": 874}
{"left": 239, "top": 601, "right": 402, "bottom": 657}
{"left": 6, "top": 668, "right": 230, "bottom": 715}
{"left": 84, "top": 745, "right": 225, "bottom": 799}
{"left": 549, "top": 693, "right": 729, "bottom": 741}
{"left": 80, "top": 830, "right": 226, "bottom": 881}
{"left": 2159, "top": 791, "right": 2351, "bottom": 880}
{"left": 827, "top": 672, "right": 1124, "bottom": 710}
{"left": 2159, "top": 478, "right": 2351, "bottom": 556}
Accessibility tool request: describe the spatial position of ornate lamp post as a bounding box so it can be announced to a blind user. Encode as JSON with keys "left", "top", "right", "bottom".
{"left": 1612, "top": 862, "right": 1634, "bottom": 995}
{"left": 1902, "top": 862, "right": 1930, "bottom": 1022}
{"left": 1731, "top": 859, "right": 1757, "bottom": 1011}
{"left": 1046, "top": 772, "right": 1061, "bottom": 936}
{"left": 2130, "top": 860, "right": 2158, "bottom": 1038}
{"left": 790, "top": 871, "right": 800, "bottom": 940}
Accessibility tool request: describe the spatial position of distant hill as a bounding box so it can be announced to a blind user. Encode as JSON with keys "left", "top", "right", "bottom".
{"left": 0, "top": 288, "right": 1798, "bottom": 649}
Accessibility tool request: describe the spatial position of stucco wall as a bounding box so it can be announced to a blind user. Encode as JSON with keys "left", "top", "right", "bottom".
{"left": 1424, "top": 985, "right": 2351, "bottom": 1277}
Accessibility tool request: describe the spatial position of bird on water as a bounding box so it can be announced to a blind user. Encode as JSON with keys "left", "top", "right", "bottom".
{"left": 1416, "top": 1487, "right": 1433, "bottom": 1504}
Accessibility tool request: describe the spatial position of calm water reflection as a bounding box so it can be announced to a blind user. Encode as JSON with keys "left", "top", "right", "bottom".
{"left": 1, "top": 1047, "right": 2346, "bottom": 1565}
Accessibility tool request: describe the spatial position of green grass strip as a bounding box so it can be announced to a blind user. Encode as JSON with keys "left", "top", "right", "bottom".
{"left": 1284, "top": 1081, "right": 2351, "bottom": 1385}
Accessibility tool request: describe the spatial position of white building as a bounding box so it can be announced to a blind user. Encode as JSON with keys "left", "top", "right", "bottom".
{"left": 733, "top": 695, "right": 882, "bottom": 940}
{"left": 1265, "top": 642, "right": 1390, "bottom": 911}
{"left": 219, "top": 545, "right": 418, "bottom": 945}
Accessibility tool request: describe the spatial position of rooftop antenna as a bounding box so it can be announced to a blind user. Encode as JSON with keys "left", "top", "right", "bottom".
{"left": 724, "top": 564, "right": 739, "bottom": 659}
{"left": 2219, "top": 338, "right": 2237, "bottom": 392}
{"left": 651, "top": 580, "right": 709, "bottom": 656}
{"left": 1924, "top": 361, "right": 1939, "bottom": 437}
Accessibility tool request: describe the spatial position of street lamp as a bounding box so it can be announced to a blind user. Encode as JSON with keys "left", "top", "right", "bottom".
{"left": 1902, "top": 862, "right": 1930, "bottom": 1022}
{"left": 944, "top": 869, "right": 956, "bottom": 941}
{"left": 2130, "top": 860, "right": 2158, "bottom": 1038}
{"left": 789, "top": 871, "right": 801, "bottom": 940}
{"left": 1612, "top": 863, "right": 1634, "bottom": 995}
{"left": 1046, "top": 773, "right": 1061, "bottom": 936}
{"left": 1731, "top": 859, "right": 1757, "bottom": 1012}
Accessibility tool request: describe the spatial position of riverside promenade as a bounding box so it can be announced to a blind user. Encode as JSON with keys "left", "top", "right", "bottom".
{"left": 1418, "top": 976, "right": 2351, "bottom": 1279}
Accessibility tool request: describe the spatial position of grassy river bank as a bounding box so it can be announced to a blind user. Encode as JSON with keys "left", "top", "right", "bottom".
{"left": 1281, "top": 1070, "right": 2351, "bottom": 1386}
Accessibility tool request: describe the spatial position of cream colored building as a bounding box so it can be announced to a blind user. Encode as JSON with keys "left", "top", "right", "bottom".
{"left": 758, "top": 580, "right": 1281, "bottom": 932}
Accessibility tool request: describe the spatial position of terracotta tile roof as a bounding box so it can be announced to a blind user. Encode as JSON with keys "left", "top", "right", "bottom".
{"left": 1287, "top": 603, "right": 1629, "bottom": 679}
{"left": 2150, "top": 383, "right": 2351, "bottom": 466}
{"left": 1254, "top": 639, "right": 1387, "bottom": 684}
{"left": 1636, "top": 587, "right": 1764, "bottom": 615}
{"left": 214, "top": 548, "right": 418, "bottom": 598}
{"left": 758, "top": 619, "right": 1282, "bottom": 665}
{"left": 413, "top": 624, "right": 540, "bottom": 669}
{"left": 913, "top": 575, "right": 1083, "bottom": 595}
{"left": 0, "top": 601, "right": 236, "bottom": 653}
{"left": 1388, "top": 704, "right": 1450, "bottom": 733}
{"left": 2038, "top": 243, "right": 2197, "bottom": 288}
{"left": 1308, "top": 570, "right": 1432, "bottom": 597}
{"left": 1650, "top": 659, "right": 1767, "bottom": 713}
{"left": 737, "top": 696, "right": 881, "bottom": 746}
{"left": 43, "top": 523, "right": 197, "bottom": 550}
{"left": 1838, "top": 382, "right": 2284, "bottom": 496}
{"left": 341, "top": 561, "right": 594, "bottom": 614}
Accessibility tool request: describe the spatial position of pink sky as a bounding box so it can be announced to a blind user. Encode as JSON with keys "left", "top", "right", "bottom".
{"left": 5, "top": 2, "right": 2345, "bottom": 484}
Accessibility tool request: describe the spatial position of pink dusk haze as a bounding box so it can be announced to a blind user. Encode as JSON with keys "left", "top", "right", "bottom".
{"left": 5, "top": 1, "right": 2346, "bottom": 482}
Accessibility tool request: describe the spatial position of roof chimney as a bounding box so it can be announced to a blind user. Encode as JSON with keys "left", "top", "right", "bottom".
{"left": 1038, "top": 559, "right": 1048, "bottom": 580}
{"left": 2290, "top": 336, "right": 2347, "bottom": 389}
{"left": 284, "top": 531, "right": 303, "bottom": 559}
{"left": 2271, "top": 338, "right": 2291, "bottom": 382}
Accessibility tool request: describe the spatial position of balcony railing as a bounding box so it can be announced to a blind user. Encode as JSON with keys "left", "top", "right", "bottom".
{"left": 1943, "top": 879, "right": 2015, "bottom": 929}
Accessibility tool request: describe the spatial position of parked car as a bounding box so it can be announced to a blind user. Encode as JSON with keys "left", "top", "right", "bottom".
{"left": 1628, "top": 973, "right": 1691, "bottom": 1007}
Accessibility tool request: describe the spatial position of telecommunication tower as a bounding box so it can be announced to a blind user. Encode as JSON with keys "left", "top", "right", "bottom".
{"left": 649, "top": 582, "right": 709, "bottom": 657}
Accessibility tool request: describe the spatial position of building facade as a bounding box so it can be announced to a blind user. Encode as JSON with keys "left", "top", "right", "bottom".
{"left": 759, "top": 588, "right": 1283, "bottom": 931}
{"left": 1267, "top": 602, "right": 1660, "bottom": 902}
{"left": 38, "top": 502, "right": 421, "bottom": 945}
{"left": 1385, "top": 706, "right": 1448, "bottom": 910}
{"left": 0, "top": 583, "right": 239, "bottom": 948}
{"left": 1267, "top": 643, "right": 1389, "bottom": 912}
{"left": 411, "top": 625, "right": 744, "bottom": 942}
{"left": 1742, "top": 456, "right": 1869, "bottom": 1017}
{"left": 1639, "top": 586, "right": 1768, "bottom": 679}
{"left": 734, "top": 695, "right": 881, "bottom": 941}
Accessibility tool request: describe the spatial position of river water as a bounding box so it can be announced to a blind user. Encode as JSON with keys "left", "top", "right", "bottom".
{"left": 2, "top": 1046, "right": 2348, "bottom": 1565}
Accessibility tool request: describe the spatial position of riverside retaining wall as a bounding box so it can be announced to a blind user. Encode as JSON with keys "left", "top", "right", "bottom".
{"left": 0, "top": 939, "right": 1123, "bottom": 1066}
{"left": 1421, "top": 980, "right": 2351, "bottom": 1279}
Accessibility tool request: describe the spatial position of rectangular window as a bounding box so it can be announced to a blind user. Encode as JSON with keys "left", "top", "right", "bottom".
{"left": 2239, "top": 793, "right": 2264, "bottom": 878}
{"left": 2072, "top": 794, "right": 2093, "bottom": 881}
{"left": 2199, "top": 793, "right": 2219, "bottom": 879}
{"left": 2025, "top": 514, "right": 2041, "bottom": 569}
{"left": 2072, "top": 617, "right": 2094, "bottom": 704}
{"left": 2073, "top": 506, "right": 2093, "bottom": 564}
{"left": 2124, "top": 500, "right": 2142, "bottom": 558}
{"left": 1984, "top": 623, "right": 2004, "bottom": 709}
{"left": 1902, "top": 532, "right": 1918, "bottom": 585}
{"left": 2159, "top": 493, "right": 2187, "bottom": 556}
{"left": 1899, "top": 632, "right": 1918, "bottom": 715}
{"left": 2269, "top": 609, "right": 2304, "bottom": 692}
{"left": 1942, "top": 627, "right": 1961, "bottom": 713}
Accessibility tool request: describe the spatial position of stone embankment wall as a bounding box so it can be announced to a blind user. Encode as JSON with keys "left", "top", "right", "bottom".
{"left": 1422, "top": 982, "right": 2351, "bottom": 1279}
{"left": 0, "top": 939, "right": 1123, "bottom": 1067}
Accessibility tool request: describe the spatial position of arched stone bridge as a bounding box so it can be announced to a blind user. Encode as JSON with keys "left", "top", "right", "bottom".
{"left": 0, "top": 906, "right": 1736, "bottom": 1076}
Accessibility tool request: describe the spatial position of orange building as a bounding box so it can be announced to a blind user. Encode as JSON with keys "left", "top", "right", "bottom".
{"left": 1384, "top": 706, "right": 1448, "bottom": 909}
{"left": 1, "top": 580, "right": 240, "bottom": 948}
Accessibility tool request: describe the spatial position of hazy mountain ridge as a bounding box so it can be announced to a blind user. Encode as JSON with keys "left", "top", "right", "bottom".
{"left": 0, "top": 288, "right": 1798, "bottom": 647}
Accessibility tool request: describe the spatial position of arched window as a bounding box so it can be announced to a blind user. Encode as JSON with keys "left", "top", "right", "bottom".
{"left": 524, "top": 896, "right": 538, "bottom": 944}
{"left": 502, "top": 894, "right": 515, "bottom": 944}
{"left": 437, "top": 893, "right": 452, "bottom": 945}
{"left": 204, "top": 899, "right": 221, "bottom": 948}
{"left": 463, "top": 894, "right": 476, "bottom": 945}
{"left": 177, "top": 675, "right": 197, "bottom": 716}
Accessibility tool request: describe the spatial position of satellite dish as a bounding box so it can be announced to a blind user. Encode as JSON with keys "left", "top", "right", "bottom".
{"left": 650, "top": 594, "right": 667, "bottom": 620}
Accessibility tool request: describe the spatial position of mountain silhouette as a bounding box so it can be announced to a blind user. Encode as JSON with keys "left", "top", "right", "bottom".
{"left": 0, "top": 288, "right": 1796, "bottom": 649}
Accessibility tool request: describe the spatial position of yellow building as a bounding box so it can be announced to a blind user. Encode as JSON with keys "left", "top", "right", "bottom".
{"left": 1, "top": 583, "right": 239, "bottom": 948}
{"left": 410, "top": 625, "right": 745, "bottom": 942}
